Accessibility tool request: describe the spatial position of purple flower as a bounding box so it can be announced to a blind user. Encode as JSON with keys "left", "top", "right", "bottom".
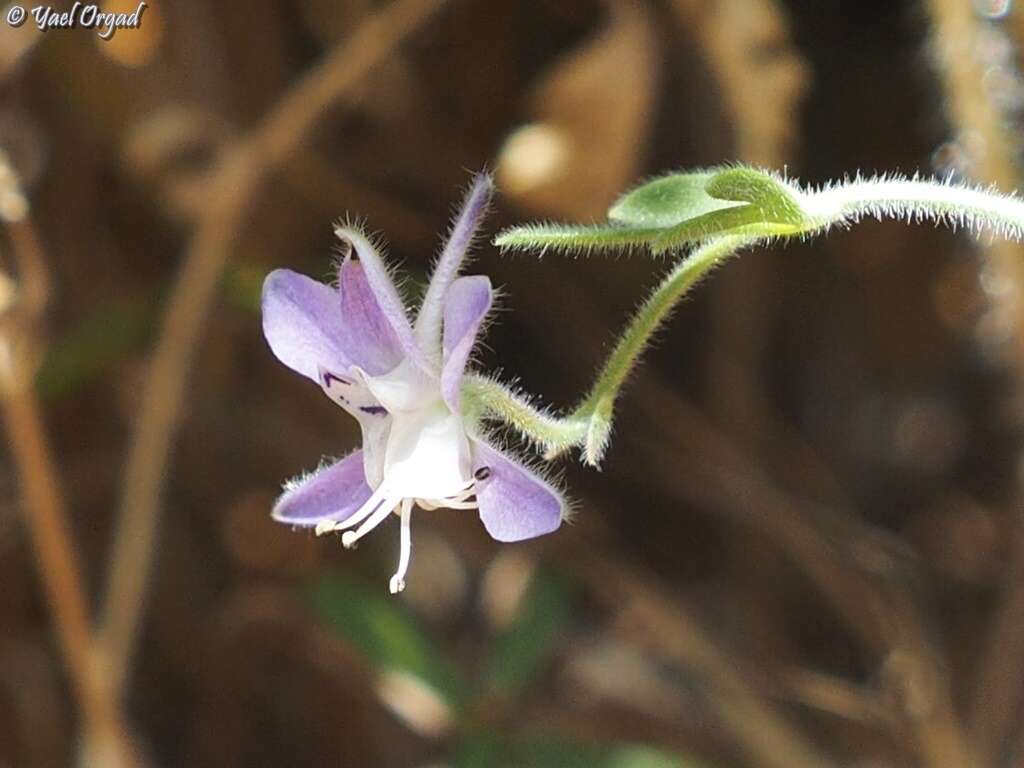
{"left": 262, "top": 174, "right": 565, "bottom": 593}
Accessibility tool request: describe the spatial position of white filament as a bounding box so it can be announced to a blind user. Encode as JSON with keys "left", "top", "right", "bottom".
{"left": 315, "top": 484, "right": 389, "bottom": 537}
{"left": 342, "top": 495, "right": 400, "bottom": 549}
{"left": 390, "top": 499, "right": 414, "bottom": 594}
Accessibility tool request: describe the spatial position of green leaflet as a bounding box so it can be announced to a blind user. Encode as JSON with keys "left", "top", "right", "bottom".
{"left": 609, "top": 171, "right": 743, "bottom": 227}
{"left": 38, "top": 296, "right": 155, "bottom": 399}
{"left": 307, "top": 574, "right": 466, "bottom": 708}
{"left": 703, "top": 166, "right": 806, "bottom": 225}
{"left": 492, "top": 221, "right": 665, "bottom": 254}
{"left": 494, "top": 167, "right": 812, "bottom": 255}
{"left": 453, "top": 733, "right": 706, "bottom": 768}
{"left": 484, "top": 569, "right": 573, "bottom": 695}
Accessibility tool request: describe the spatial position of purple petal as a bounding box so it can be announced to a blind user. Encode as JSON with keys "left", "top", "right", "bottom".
{"left": 415, "top": 173, "right": 494, "bottom": 362}
{"left": 272, "top": 451, "right": 373, "bottom": 526}
{"left": 337, "top": 258, "right": 404, "bottom": 375}
{"left": 472, "top": 439, "right": 564, "bottom": 542}
{"left": 333, "top": 225, "right": 432, "bottom": 373}
{"left": 441, "top": 275, "right": 492, "bottom": 411}
{"left": 262, "top": 269, "right": 350, "bottom": 382}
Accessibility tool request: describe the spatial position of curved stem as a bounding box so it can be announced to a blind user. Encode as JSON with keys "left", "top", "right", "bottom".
{"left": 572, "top": 235, "right": 753, "bottom": 463}
{"left": 471, "top": 235, "right": 754, "bottom": 464}
{"left": 578, "top": 235, "right": 752, "bottom": 413}
{"left": 463, "top": 374, "right": 588, "bottom": 452}
{"left": 804, "top": 176, "right": 1024, "bottom": 241}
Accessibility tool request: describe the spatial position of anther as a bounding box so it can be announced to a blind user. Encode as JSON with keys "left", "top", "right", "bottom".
{"left": 474, "top": 466, "right": 491, "bottom": 481}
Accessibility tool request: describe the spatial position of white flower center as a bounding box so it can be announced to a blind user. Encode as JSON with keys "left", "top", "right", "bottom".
{"left": 383, "top": 402, "right": 473, "bottom": 500}
{"left": 318, "top": 359, "right": 480, "bottom": 593}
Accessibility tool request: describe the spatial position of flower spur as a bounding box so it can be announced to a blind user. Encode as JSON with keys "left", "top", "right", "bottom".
{"left": 262, "top": 174, "right": 566, "bottom": 593}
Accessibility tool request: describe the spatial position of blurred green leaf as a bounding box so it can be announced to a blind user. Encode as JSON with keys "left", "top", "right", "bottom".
{"left": 453, "top": 733, "right": 704, "bottom": 768}
{"left": 451, "top": 732, "right": 505, "bottom": 768}
{"left": 307, "top": 573, "right": 465, "bottom": 708}
{"left": 38, "top": 297, "right": 155, "bottom": 399}
{"left": 37, "top": 262, "right": 276, "bottom": 401}
{"left": 608, "top": 745, "right": 706, "bottom": 768}
{"left": 223, "top": 263, "right": 269, "bottom": 312}
{"left": 485, "top": 569, "right": 572, "bottom": 695}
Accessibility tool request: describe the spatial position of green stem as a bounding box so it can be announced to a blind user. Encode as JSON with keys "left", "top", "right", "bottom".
{"left": 571, "top": 234, "right": 753, "bottom": 463}
{"left": 578, "top": 234, "right": 751, "bottom": 414}
{"left": 466, "top": 235, "right": 753, "bottom": 464}
{"left": 462, "top": 374, "right": 588, "bottom": 453}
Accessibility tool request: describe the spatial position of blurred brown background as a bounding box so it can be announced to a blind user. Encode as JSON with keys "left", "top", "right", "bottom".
{"left": 1, "top": 0, "right": 1024, "bottom": 766}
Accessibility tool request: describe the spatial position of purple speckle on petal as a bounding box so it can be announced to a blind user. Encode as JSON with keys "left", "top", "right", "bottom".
{"left": 322, "top": 371, "right": 352, "bottom": 387}
{"left": 359, "top": 405, "right": 388, "bottom": 416}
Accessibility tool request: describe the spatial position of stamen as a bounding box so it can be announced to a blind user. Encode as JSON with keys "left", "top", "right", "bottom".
{"left": 441, "top": 500, "right": 478, "bottom": 510}
{"left": 474, "top": 466, "right": 491, "bottom": 481}
{"left": 316, "top": 485, "right": 389, "bottom": 536}
{"left": 389, "top": 498, "right": 413, "bottom": 594}
{"left": 342, "top": 497, "right": 400, "bottom": 549}
{"left": 416, "top": 480, "right": 479, "bottom": 511}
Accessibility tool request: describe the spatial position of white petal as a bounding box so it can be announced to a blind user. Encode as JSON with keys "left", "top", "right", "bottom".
{"left": 383, "top": 402, "right": 472, "bottom": 500}
{"left": 359, "top": 416, "right": 390, "bottom": 489}
{"left": 362, "top": 358, "right": 437, "bottom": 413}
{"left": 318, "top": 365, "right": 391, "bottom": 489}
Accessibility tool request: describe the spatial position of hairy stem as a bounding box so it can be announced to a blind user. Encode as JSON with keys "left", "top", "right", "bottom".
{"left": 572, "top": 235, "right": 753, "bottom": 463}
{"left": 463, "top": 374, "right": 588, "bottom": 452}
{"left": 472, "top": 236, "right": 754, "bottom": 464}
{"left": 804, "top": 176, "right": 1024, "bottom": 241}
{"left": 579, "top": 235, "right": 752, "bottom": 413}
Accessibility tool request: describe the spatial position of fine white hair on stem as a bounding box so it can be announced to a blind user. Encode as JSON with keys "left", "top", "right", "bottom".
{"left": 801, "top": 172, "right": 1024, "bottom": 243}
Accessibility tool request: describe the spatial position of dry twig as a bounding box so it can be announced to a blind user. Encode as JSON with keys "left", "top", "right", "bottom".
{"left": 98, "top": 0, "right": 449, "bottom": 699}
{"left": 926, "top": 4, "right": 1024, "bottom": 765}
{"left": 0, "top": 156, "right": 136, "bottom": 765}
{"left": 568, "top": 544, "right": 835, "bottom": 768}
